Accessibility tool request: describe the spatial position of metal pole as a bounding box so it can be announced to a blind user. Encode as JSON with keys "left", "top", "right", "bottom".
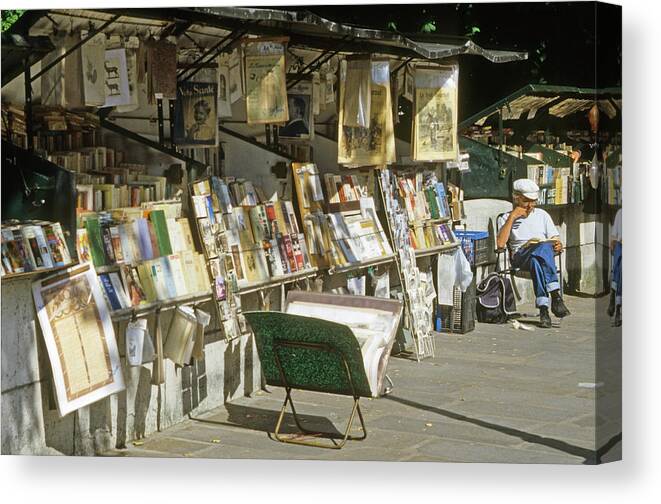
{"left": 156, "top": 98, "right": 165, "bottom": 145}
{"left": 31, "top": 14, "right": 120, "bottom": 82}
{"left": 24, "top": 59, "right": 34, "bottom": 152}
{"left": 168, "top": 100, "right": 176, "bottom": 149}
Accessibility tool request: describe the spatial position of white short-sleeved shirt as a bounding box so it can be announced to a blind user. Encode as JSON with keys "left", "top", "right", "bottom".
{"left": 611, "top": 208, "right": 622, "bottom": 243}
{"left": 497, "top": 208, "right": 559, "bottom": 254}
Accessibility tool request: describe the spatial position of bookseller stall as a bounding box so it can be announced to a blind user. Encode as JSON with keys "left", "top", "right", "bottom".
{"left": 457, "top": 84, "right": 621, "bottom": 299}
{"left": 1, "top": 6, "right": 526, "bottom": 455}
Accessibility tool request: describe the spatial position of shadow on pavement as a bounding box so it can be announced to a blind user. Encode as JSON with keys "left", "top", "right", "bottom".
{"left": 385, "top": 394, "right": 620, "bottom": 464}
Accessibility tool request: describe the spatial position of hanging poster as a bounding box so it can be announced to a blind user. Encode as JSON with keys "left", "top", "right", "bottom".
{"left": 228, "top": 48, "right": 243, "bottom": 104}
{"left": 115, "top": 36, "right": 140, "bottom": 113}
{"left": 338, "top": 59, "right": 396, "bottom": 167}
{"left": 64, "top": 33, "right": 85, "bottom": 108}
{"left": 32, "top": 264, "right": 125, "bottom": 417}
{"left": 216, "top": 59, "right": 233, "bottom": 117}
{"left": 243, "top": 37, "right": 289, "bottom": 125}
{"left": 278, "top": 77, "right": 314, "bottom": 142}
{"left": 41, "top": 33, "right": 66, "bottom": 107}
{"left": 412, "top": 65, "right": 459, "bottom": 162}
{"left": 80, "top": 32, "right": 106, "bottom": 107}
{"left": 173, "top": 81, "right": 218, "bottom": 147}
{"left": 102, "top": 48, "right": 131, "bottom": 108}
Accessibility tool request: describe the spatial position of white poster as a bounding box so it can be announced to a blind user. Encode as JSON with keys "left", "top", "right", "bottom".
{"left": 217, "top": 60, "right": 233, "bottom": 118}
{"left": 103, "top": 48, "right": 131, "bottom": 107}
{"left": 32, "top": 264, "right": 125, "bottom": 417}
{"left": 80, "top": 32, "right": 106, "bottom": 107}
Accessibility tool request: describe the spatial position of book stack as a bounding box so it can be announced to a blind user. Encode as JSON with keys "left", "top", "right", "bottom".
{"left": 77, "top": 180, "right": 163, "bottom": 211}
{"left": 192, "top": 176, "right": 312, "bottom": 287}
{"left": 1, "top": 103, "right": 27, "bottom": 148}
{"left": 385, "top": 169, "right": 458, "bottom": 252}
{"left": 396, "top": 173, "right": 452, "bottom": 223}
{"left": 409, "top": 222, "right": 456, "bottom": 251}
{"left": 325, "top": 197, "right": 393, "bottom": 267}
{"left": 77, "top": 204, "right": 209, "bottom": 309}
{"left": 324, "top": 173, "right": 366, "bottom": 204}
{"left": 1, "top": 221, "right": 73, "bottom": 276}
{"left": 527, "top": 164, "right": 556, "bottom": 187}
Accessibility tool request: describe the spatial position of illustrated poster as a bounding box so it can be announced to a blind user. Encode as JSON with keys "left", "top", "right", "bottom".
{"left": 412, "top": 65, "right": 459, "bottom": 161}
{"left": 173, "top": 81, "right": 218, "bottom": 147}
{"left": 243, "top": 38, "right": 289, "bottom": 124}
{"left": 32, "top": 264, "right": 125, "bottom": 417}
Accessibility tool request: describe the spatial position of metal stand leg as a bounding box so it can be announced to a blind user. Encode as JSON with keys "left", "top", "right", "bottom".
{"left": 272, "top": 387, "right": 367, "bottom": 449}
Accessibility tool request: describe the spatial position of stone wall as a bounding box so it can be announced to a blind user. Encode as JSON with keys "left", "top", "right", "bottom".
{"left": 1, "top": 276, "right": 262, "bottom": 455}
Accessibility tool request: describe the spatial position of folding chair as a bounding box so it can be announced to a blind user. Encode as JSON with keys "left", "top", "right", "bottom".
{"left": 495, "top": 211, "right": 564, "bottom": 301}
{"left": 244, "top": 311, "right": 373, "bottom": 449}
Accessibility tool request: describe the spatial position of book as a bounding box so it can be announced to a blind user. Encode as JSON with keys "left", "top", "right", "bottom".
{"left": 99, "top": 273, "right": 124, "bottom": 311}
{"left": 109, "top": 272, "right": 131, "bottom": 309}
{"left": 135, "top": 218, "right": 154, "bottom": 260}
{"left": 167, "top": 253, "right": 187, "bottom": 297}
{"left": 119, "top": 264, "right": 147, "bottom": 306}
{"left": 149, "top": 209, "right": 173, "bottom": 256}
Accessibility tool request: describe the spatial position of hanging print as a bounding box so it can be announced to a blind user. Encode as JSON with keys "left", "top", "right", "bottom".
{"left": 173, "top": 81, "right": 219, "bottom": 147}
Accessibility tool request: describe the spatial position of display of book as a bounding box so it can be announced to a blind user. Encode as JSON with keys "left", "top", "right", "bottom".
{"left": 1, "top": 220, "right": 74, "bottom": 277}
{"left": 75, "top": 200, "right": 210, "bottom": 311}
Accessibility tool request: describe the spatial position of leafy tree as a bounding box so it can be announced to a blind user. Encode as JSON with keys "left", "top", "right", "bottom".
{"left": 1, "top": 10, "right": 25, "bottom": 32}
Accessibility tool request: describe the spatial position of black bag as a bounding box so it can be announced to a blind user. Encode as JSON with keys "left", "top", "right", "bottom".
{"left": 476, "top": 273, "right": 518, "bottom": 324}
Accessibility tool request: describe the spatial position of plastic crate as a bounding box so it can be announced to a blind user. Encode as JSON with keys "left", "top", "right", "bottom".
{"left": 436, "top": 278, "right": 476, "bottom": 334}
{"left": 454, "top": 230, "right": 490, "bottom": 267}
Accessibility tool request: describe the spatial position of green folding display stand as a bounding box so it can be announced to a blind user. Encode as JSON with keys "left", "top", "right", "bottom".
{"left": 244, "top": 311, "right": 371, "bottom": 449}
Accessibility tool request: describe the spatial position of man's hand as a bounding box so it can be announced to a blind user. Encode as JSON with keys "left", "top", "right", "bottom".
{"left": 510, "top": 206, "right": 529, "bottom": 220}
{"left": 553, "top": 240, "right": 563, "bottom": 254}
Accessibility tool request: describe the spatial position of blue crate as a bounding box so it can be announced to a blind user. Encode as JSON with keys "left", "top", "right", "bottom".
{"left": 454, "top": 230, "right": 489, "bottom": 266}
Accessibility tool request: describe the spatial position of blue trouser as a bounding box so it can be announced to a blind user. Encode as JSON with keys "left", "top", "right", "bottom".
{"left": 611, "top": 241, "right": 622, "bottom": 305}
{"left": 512, "top": 242, "right": 560, "bottom": 308}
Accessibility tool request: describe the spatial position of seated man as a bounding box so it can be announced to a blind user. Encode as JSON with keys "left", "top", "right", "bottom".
{"left": 497, "top": 179, "right": 571, "bottom": 328}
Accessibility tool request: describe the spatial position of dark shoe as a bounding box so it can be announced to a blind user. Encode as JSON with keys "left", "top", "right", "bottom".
{"left": 607, "top": 289, "right": 616, "bottom": 317}
{"left": 551, "top": 294, "right": 571, "bottom": 318}
{"left": 539, "top": 306, "right": 552, "bottom": 328}
{"left": 613, "top": 305, "right": 622, "bottom": 327}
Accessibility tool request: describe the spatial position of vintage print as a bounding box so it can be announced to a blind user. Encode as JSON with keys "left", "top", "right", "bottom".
{"left": 338, "top": 60, "right": 396, "bottom": 166}
{"left": 173, "top": 81, "right": 218, "bottom": 147}
{"left": 31, "top": 265, "right": 124, "bottom": 416}
{"left": 412, "top": 65, "right": 459, "bottom": 161}
{"left": 278, "top": 77, "right": 314, "bottom": 142}
{"left": 243, "top": 38, "right": 289, "bottom": 124}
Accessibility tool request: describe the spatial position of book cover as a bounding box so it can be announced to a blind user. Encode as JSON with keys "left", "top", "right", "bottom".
{"left": 42, "top": 224, "right": 66, "bottom": 267}
{"left": 109, "top": 226, "right": 125, "bottom": 263}
{"left": 136, "top": 262, "right": 158, "bottom": 302}
{"left": 119, "top": 264, "right": 147, "bottom": 306}
{"left": 108, "top": 272, "right": 131, "bottom": 309}
{"left": 167, "top": 254, "right": 188, "bottom": 297}
{"left": 274, "top": 233, "right": 291, "bottom": 274}
{"left": 84, "top": 218, "right": 107, "bottom": 267}
{"left": 133, "top": 218, "right": 153, "bottom": 260}
{"left": 99, "top": 273, "right": 123, "bottom": 311}
{"left": 149, "top": 210, "right": 173, "bottom": 256}
{"left": 290, "top": 234, "right": 305, "bottom": 271}
{"left": 176, "top": 218, "right": 195, "bottom": 252}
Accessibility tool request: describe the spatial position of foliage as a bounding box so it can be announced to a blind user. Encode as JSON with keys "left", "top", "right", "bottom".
{"left": 1, "top": 10, "right": 25, "bottom": 32}
{"left": 420, "top": 20, "right": 436, "bottom": 33}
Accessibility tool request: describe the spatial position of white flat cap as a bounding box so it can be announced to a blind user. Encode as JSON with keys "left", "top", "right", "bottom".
{"left": 513, "top": 178, "right": 540, "bottom": 200}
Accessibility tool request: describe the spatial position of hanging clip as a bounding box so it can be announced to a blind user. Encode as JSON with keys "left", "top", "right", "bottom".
{"left": 130, "top": 308, "right": 137, "bottom": 323}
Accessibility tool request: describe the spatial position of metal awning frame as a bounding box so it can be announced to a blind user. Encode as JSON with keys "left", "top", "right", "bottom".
{"left": 4, "top": 6, "right": 527, "bottom": 168}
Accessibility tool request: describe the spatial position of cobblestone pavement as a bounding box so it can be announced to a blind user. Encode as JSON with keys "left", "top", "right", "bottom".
{"left": 104, "top": 295, "right": 622, "bottom": 463}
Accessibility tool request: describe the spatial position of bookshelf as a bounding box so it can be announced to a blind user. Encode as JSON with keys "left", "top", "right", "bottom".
{"left": 329, "top": 254, "right": 396, "bottom": 275}
{"left": 110, "top": 292, "right": 213, "bottom": 322}
{"left": 414, "top": 242, "right": 460, "bottom": 259}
